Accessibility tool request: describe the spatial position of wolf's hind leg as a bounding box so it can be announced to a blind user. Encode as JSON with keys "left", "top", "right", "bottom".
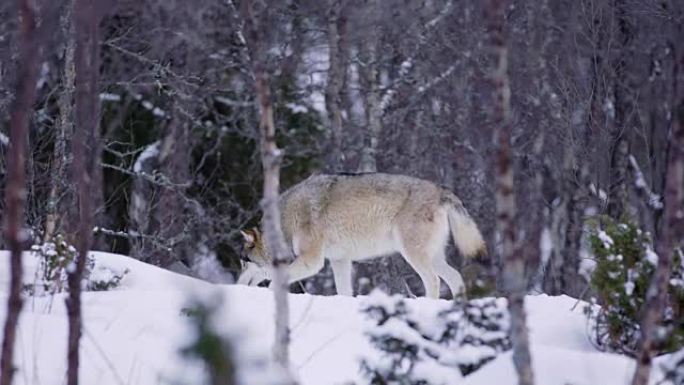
{"left": 396, "top": 217, "right": 445, "bottom": 299}
{"left": 397, "top": 245, "right": 440, "bottom": 298}
{"left": 330, "top": 259, "right": 353, "bottom": 296}
{"left": 432, "top": 254, "right": 466, "bottom": 299}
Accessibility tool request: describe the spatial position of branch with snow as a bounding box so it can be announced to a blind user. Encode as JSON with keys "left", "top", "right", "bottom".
{"left": 378, "top": 0, "right": 454, "bottom": 116}
{"left": 628, "top": 155, "right": 663, "bottom": 210}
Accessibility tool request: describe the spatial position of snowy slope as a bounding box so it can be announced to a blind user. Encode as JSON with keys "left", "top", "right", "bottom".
{"left": 0, "top": 251, "right": 673, "bottom": 385}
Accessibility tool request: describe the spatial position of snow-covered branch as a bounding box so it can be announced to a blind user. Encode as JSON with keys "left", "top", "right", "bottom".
{"left": 628, "top": 155, "right": 663, "bottom": 210}
{"left": 379, "top": 0, "right": 454, "bottom": 115}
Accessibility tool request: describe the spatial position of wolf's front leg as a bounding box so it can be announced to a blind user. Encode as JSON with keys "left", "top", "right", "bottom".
{"left": 267, "top": 253, "right": 325, "bottom": 291}
{"left": 329, "top": 259, "right": 353, "bottom": 296}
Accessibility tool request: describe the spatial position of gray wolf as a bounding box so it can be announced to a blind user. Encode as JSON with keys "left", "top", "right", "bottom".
{"left": 239, "top": 173, "right": 486, "bottom": 298}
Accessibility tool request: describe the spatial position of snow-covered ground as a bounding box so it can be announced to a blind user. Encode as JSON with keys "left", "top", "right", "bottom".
{"left": 0, "top": 251, "right": 674, "bottom": 384}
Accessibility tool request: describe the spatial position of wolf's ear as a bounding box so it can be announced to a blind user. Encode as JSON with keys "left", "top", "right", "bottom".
{"left": 249, "top": 227, "right": 262, "bottom": 243}
{"left": 240, "top": 229, "right": 255, "bottom": 245}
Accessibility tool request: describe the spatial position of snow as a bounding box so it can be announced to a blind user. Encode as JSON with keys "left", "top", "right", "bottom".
{"left": 539, "top": 227, "right": 552, "bottom": 268}
{"left": 0, "top": 251, "right": 674, "bottom": 385}
{"left": 285, "top": 103, "right": 308, "bottom": 114}
{"left": 132, "top": 141, "right": 160, "bottom": 173}
{"left": 99, "top": 93, "right": 121, "bottom": 102}
{"left": 579, "top": 258, "right": 597, "bottom": 281}
{"left": 629, "top": 155, "right": 663, "bottom": 210}
{"left": 646, "top": 248, "right": 659, "bottom": 266}
{"left": 598, "top": 230, "right": 614, "bottom": 248}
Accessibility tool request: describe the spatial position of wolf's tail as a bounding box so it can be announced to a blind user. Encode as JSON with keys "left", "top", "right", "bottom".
{"left": 442, "top": 192, "right": 487, "bottom": 258}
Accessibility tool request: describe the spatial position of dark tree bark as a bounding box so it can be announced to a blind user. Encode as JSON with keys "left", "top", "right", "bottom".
{"left": 357, "top": 25, "right": 382, "bottom": 174}
{"left": 606, "top": 0, "right": 631, "bottom": 219}
{"left": 240, "top": 0, "right": 294, "bottom": 375}
{"left": 485, "top": 0, "right": 534, "bottom": 384}
{"left": 146, "top": 114, "right": 191, "bottom": 268}
{"left": 324, "top": 0, "right": 348, "bottom": 171}
{"left": 45, "top": 0, "right": 76, "bottom": 242}
{"left": 0, "top": 1, "right": 40, "bottom": 384}
{"left": 631, "top": 75, "right": 684, "bottom": 385}
{"left": 66, "top": 0, "right": 100, "bottom": 383}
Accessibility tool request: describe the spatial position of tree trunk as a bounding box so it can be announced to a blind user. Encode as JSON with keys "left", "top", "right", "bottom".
{"left": 255, "top": 51, "right": 293, "bottom": 377}
{"left": 66, "top": 0, "right": 100, "bottom": 383}
{"left": 45, "top": 0, "right": 76, "bottom": 242}
{"left": 324, "top": 0, "right": 347, "bottom": 171}
{"left": 485, "top": 0, "right": 534, "bottom": 384}
{"left": 240, "top": 0, "right": 294, "bottom": 376}
{"left": 358, "top": 25, "right": 381, "bottom": 173}
{"left": 147, "top": 114, "right": 190, "bottom": 268}
{"left": 631, "top": 73, "right": 684, "bottom": 385}
{"left": 606, "top": 0, "right": 631, "bottom": 220}
{"left": 0, "top": 1, "right": 40, "bottom": 384}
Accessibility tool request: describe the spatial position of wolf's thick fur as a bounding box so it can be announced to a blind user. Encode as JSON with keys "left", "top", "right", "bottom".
{"left": 240, "top": 173, "right": 486, "bottom": 298}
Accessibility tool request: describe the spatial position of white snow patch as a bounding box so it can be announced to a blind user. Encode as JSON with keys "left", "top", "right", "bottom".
{"left": 540, "top": 227, "right": 552, "bottom": 268}
{"left": 579, "top": 258, "right": 597, "bottom": 281}
{"left": 133, "top": 141, "right": 160, "bottom": 173}
{"left": 152, "top": 107, "right": 166, "bottom": 117}
{"left": 645, "top": 248, "right": 659, "bottom": 266}
{"left": 0, "top": 251, "right": 673, "bottom": 385}
{"left": 598, "top": 230, "right": 614, "bottom": 248}
{"left": 98, "top": 93, "right": 121, "bottom": 102}
{"left": 285, "top": 103, "right": 308, "bottom": 114}
{"left": 36, "top": 62, "right": 49, "bottom": 90}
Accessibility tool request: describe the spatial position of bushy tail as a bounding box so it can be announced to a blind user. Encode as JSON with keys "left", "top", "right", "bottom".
{"left": 443, "top": 192, "right": 487, "bottom": 258}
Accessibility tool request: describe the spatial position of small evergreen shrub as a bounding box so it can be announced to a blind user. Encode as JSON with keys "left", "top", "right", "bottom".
{"left": 26, "top": 235, "right": 91, "bottom": 295}
{"left": 358, "top": 291, "right": 510, "bottom": 385}
{"left": 181, "top": 300, "right": 237, "bottom": 385}
{"left": 585, "top": 219, "right": 684, "bottom": 356}
{"left": 180, "top": 296, "right": 289, "bottom": 385}
{"left": 25, "top": 235, "right": 128, "bottom": 295}
{"left": 88, "top": 266, "right": 129, "bottom": 291}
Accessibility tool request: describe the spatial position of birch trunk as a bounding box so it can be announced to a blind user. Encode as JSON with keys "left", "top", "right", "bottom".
{"left": 0, "top": 1, "right": 40, "bottom": 384}
{"left": 240, "top": 0, "right": 294, "bottom": 375}
{"left": 485, "top": 0, "right": 534, "bottom": 384}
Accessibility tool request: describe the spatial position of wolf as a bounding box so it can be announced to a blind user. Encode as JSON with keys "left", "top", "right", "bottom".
{"left": 239, "top": 173, "right": 486, "bottom": 298}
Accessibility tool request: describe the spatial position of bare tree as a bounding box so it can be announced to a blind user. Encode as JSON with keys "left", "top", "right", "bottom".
{"left": 65, "top": 0, "right": 101, "bottom": 383}
{"left": 0, "top": 1, "right": 41, "bottom": 384}
{"left": 239, "top": 0, "right": 294, "bottom": 374}
{"left": 485, "top": 0, "right": 534, "bottom": 384}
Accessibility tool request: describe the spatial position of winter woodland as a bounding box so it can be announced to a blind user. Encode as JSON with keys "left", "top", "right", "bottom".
{"left": 0, "top": 0, "right": 683, "bottom": 384}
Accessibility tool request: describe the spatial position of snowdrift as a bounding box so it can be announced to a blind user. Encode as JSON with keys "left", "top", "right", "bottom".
{"left": 0, "top": 251, "right": 673, "bottom": 384}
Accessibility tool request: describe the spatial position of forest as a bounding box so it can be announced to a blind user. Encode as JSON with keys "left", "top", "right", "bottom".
{"left": 0, "top": 0, "right": 683, "bottom": 384}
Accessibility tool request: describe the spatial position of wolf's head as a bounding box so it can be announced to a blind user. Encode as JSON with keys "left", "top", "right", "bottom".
{"left": 239, "top": 227, "right": 270, "bottom": 266}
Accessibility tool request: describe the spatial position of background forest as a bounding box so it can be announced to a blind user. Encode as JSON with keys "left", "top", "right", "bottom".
{"left": 1, "top": 0, "right": 681, "bottom": 296}
{"left": 0, "top": 0, "right": 683, "bottom": 384}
